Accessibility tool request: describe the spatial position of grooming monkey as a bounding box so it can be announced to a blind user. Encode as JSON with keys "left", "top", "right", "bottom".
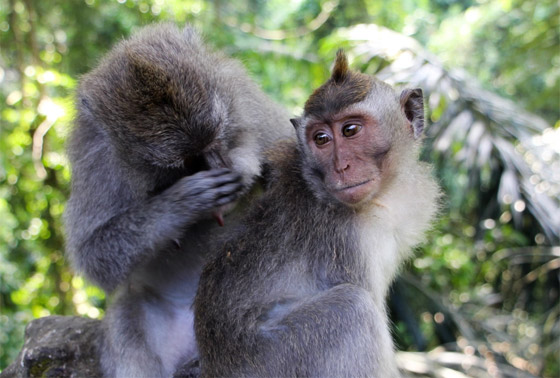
{"left": 195, "top": 50, "right": 440, "bottom": 377}
{"left": 64, "top": 24, "right": 292, "bottom": 377}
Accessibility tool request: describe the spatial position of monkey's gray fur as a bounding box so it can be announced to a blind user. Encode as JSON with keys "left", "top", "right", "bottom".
{"left": 195, "top": 51, "right": 440, "bottom": 377}
{"left": 64, "top": 23, "right": 292, "bottom": 378}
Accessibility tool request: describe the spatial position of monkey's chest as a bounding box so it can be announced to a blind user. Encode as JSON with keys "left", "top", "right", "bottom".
{"left": 357, "top": 218, "right": 400, "bottom": 299}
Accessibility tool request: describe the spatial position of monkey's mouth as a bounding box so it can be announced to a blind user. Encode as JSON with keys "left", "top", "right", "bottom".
{"left": 332, "top": 179, "right": 377, "bottom": 205}
{"left": 336, "top": 179, "right": 374, "bottom": 191}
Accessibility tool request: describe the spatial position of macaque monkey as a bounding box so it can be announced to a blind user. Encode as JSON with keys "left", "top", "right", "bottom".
{"left": 64, "top": 23, "right": 292, "bottom": 377}
{"left": 195, "top": 50, "right": 440, "bottom": 377}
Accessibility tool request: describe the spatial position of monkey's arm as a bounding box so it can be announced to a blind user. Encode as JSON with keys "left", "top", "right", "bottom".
{"left": 198, "top": 283, "right": 399, "bottom": 378}
{"left": 254, "top": 284, "right": 399, "bottom": 377}
{"left": 65, "top": 129, "right": 241, "bottom": 292}
{"left": 70, "top": 174, "right": 238, "bottom": 291}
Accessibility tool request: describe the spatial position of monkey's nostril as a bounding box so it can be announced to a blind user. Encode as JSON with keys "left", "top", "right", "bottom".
{"left": 335, "top": 163, "right": 350, "bottom": 173}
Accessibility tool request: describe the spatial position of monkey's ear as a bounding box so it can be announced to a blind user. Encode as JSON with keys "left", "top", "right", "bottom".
{"left": 290, "top": 118, "right": 301, "bottom": 129}
{"left": 400, "top": 88, "right": 424, "bottom": 139}
{"left": 331, "top": 49, "right": 349, "bottom": 84}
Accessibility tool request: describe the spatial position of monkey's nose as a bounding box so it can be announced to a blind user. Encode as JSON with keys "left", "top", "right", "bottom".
{"left": 334, "top": 162, "right": 350, "bottom": 173}
{"left": 333, "top": 151, "right": 351, "bottom": 173}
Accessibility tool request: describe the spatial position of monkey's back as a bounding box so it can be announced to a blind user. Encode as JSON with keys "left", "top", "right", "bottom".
{"left": 195, "top": 142, "right": 368, "bottom": 375}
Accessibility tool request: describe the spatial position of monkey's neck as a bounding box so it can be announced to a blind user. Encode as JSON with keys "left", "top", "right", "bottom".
{"left": 357, "top": 162, "right": 440, "bottom": 302}
{"left": 270, "top": 143, "right": 438, "bottom": 302}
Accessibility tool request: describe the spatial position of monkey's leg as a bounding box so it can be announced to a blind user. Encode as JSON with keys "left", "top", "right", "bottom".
{"left": 101, "top": 287, "right": 197, "bottom": 378}
{"left": 256, "top": 284, "right": 400, "bottom": 378}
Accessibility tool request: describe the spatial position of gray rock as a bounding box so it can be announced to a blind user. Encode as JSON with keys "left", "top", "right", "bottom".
{"left": 0, "top": 316, "right": 102, "bottom": 378}
{"left": 0, "top": 316, "right": 202, "bottom": 378}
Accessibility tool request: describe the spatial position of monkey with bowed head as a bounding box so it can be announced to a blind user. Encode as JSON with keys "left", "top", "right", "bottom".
{"left": 64, "top": 24, "right": 292, "bottom": 377}
{"left": 194, "top": 50, "right": 440, "bottom": 377}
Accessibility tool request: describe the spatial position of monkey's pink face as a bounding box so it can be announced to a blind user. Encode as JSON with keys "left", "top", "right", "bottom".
{"left": 305, "top": 113, "right": 392, "bottom": 206}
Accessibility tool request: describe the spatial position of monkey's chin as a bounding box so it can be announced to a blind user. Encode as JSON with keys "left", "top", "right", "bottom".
{"left": 332, "top": 180, "right": 377, "bottom": 206}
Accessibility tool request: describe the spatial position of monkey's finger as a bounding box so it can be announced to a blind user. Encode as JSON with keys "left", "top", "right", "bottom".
{"left": 213, "top": 183, "right": 244, "bottom": 202}
{"left": 214, "top": 181, "right": 244, "bottom": 197}
{"left": 208, "top": 172, "right": 243, "bottom": 187}
{"left": 202, "top": 168, "right": 234, "bottom": 178}
{"left": 178, "top": 172, "right": 241, "bottom": 197}
{"left": 214, "top": 193, "right": 240, "bottom": 207}
{"left": 189, "top": 168, "right": 232, "bottom": 181}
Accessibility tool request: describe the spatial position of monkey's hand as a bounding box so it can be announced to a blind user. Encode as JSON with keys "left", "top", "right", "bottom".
{"left": 158, "top": 168, "right": 243, "bottom": 227}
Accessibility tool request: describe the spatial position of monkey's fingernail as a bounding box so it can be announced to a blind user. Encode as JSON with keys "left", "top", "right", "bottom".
{"left": 213, "top": 211, "right": 225, "bottom": 227}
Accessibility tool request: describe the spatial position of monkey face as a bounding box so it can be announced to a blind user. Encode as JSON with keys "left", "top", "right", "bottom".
{"left": 292, "top": 49, "right": 425, "bottom": 209}
{"left": 303, "top": 111, "right": 393, "bottom": 206}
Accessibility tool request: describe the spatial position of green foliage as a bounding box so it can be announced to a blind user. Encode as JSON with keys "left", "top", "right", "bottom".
{"left": 0, "top": 0, "right": 558, "bottom": 375}
{"left": 428, "top": 0, "right": 560, "bottom": 125}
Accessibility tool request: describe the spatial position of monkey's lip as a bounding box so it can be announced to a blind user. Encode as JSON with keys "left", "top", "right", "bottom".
{"left": 334, "top": 179, "right": 374, "bottom": 192}
{"left": 332, "top": 179, "right": 376, "bottom": 205}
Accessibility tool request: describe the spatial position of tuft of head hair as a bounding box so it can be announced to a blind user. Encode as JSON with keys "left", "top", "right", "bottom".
{"left": 303, "top": 50, "right": 373, "bottom": 119}
{"left": 331, "top": 49, "right": 349, "bottom": 84}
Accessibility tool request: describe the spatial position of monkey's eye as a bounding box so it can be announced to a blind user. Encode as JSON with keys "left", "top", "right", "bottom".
{"left": 342, "top": 124, "right": 361, "bottom": 137}
{"left": 314, "top": 132, "right": 331, "bottom": 146}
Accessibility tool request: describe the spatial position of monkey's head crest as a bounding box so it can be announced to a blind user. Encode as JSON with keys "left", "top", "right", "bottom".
{"left": 302, "top": 49, "right": 373, "bottom": 119}
{"left": 331, "top": 49, "right": 349, "bottom": 84}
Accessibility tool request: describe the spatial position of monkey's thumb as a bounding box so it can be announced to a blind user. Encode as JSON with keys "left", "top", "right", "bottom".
{"left": 213, "top": 211, "right": 225, "bottom": 227}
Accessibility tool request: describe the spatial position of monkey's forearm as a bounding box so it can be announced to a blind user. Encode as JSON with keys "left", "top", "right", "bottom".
{"left": 70, "top": 169, "right": 242, "bottom": 291}
{"left": 71, "top": 203, "right": 187, "bottom": 292}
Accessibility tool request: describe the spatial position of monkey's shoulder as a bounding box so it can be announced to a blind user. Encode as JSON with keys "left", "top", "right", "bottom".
{"left": 199, "top": 141, "right": 358, "bottom": 286}
{"left": 261, "top": 142, "right": 325, "bottom": 208}
{"left": 262, "top": 140, "right": 300, "bottom": 182}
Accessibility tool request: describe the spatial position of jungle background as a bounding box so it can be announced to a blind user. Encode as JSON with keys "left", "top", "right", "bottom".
{"left": 0, "top": 0, "right": 558, "bottom": 376}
